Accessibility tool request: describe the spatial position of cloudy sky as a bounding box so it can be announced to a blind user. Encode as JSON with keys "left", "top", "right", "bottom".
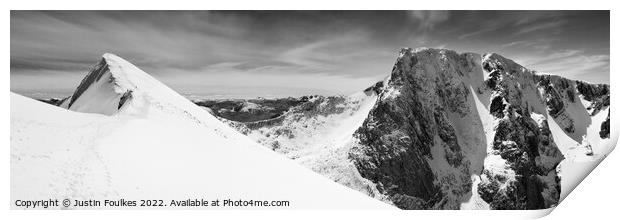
{"left": 11, "top": 11, "right": 609, "bottom": 99}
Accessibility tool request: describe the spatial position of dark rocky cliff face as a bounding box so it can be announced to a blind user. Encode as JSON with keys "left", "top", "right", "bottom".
{"left": 215, "top": 47, "right": 610, "bottom": 210}
{"left": 477, "top": 111, "right": 563, "bottom": 209}
{"left": 348, "top": 49, "right": 587, "bottom": 210}
{"left": 37, "top": 97, "right": 67, "bottom": 106}
{"left": 67, "top": 59, "right": 110, "bottom": 108}
{"left": 576, "top": 81, "right": 610, "bottom": 119}
{"left": 534, "top": 75, "right": 610, "bottom": 140}
{"left": 349, "top": 49, "right": 477, "bottom": 209}
{"left": 537, "top": 75, "right": 568, "bottom": 118}
{"left": 600, "top": 111, "right": 610, "bottom": 138}
{"left": 575, "top": 81, "right": 610, "bottom": 139}
{"left": 478, "top": 54, "right": 564, "bottom": 209}
{"left": 577, "top": 81, "right": 609, "bottom": 108}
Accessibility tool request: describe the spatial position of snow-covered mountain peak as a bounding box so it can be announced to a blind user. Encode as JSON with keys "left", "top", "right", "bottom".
{"left": 62, "top": 53, "right": 181, "bottom": 116}
{"left": 60, "top": 53, "right": 136, "bottom": 115}
{"left": 100, "top": 53, "right": 139, "bottom": 90}
{"left": 59, "top": 53, "right": 260, "bottom": 146}
{"left": 99, "top": 53, "right": 187, "bottom": 104}
{"left": 12, "top": 54, "right": 395, "bottom": 209}
{"left": 228, "top": 47, "right": 611, "bottom": 210}
{"left": 358, "top": 47, "right": 610, "bottom": 209}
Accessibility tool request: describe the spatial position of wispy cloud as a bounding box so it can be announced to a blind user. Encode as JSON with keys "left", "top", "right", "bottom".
{"left": 501, "top": 39, "right": 554, "bottom": 51}
{"left": 407, "top": 11, "right": 450, "bottom": 31}
{"left": 514, "top": 20, "right": 565, "bottom": 35}
{"left": 458, "top": 27, "right": 497, "bottom": 40}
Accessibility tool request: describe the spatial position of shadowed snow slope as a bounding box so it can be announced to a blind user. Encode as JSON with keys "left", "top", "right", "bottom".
{"left": 10, "top": 53, "right": 393, "bottom": 209}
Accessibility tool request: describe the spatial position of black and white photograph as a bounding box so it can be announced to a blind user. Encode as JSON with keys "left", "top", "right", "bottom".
{"left": 5, "top": 4, "right": 618, "bottom": 219}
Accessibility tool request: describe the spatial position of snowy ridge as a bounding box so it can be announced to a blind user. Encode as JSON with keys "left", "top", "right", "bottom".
{"left": 235, "top": 91, "right": 390, "bottom": 203}
{"left": 63, "top": 53, "right": 252, "bottom": 141}
{"left": 62, "top": 54, "right": 134, "bottom": 115}
{"left": 10, "top": 54, "right": 394, "bottom": 209}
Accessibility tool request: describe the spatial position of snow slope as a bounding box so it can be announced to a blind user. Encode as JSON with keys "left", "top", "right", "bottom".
{"left": 239, "top": 91, "right": 389, "bottom": 203}
{"left": 548, "top": 103, "right": 611, "bottom": 201}
{"left": 10, "top": 54, "right": 394, "bottom": 210}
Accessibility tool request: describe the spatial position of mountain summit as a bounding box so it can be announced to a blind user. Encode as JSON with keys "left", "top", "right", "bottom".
{"left": 10, "top": 53, "right": 394, "bottom": 209}
{"left": 224, "top": 48, "right": 613, "bottom": 210}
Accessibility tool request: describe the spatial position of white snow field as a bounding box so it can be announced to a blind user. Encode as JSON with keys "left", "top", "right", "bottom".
{"left": 10, "top": 54, "right": 394, "bottom": 210}
{"left": 243, "top": 91, "right": 389, "bottom": 202}
{"left": 548, "top": 102, "right": 612, "bottom": 201}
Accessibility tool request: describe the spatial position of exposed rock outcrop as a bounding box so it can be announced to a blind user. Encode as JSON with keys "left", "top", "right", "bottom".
{"left": 600, "top": 111, "right": 610, "bottom": 139}
{"left": 349, "top": 48, "right": 479, "bottom": 209}
{"left": 478, "top": 53, "right": 564, "bottom": 209}
{"left": 217, "top": 47, "right": 610, "bottom": 210}
{"left": 576, "top": 81, "right": 610, "bottom": 116}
